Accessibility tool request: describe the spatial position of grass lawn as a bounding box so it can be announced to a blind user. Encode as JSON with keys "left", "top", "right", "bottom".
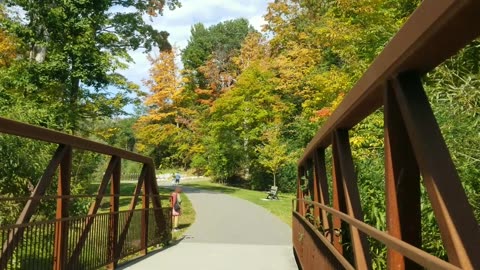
{"left": 113, "top": 183, "right": 196, "bottom": 267}
{"left": 116, "top": 183, "right": 196, "bottom": 241}
{"left": 184, "top": 181, "right": 294, "bottom": 226}
{"left": 88, "top": 182, "right": 196, "bottom": 241}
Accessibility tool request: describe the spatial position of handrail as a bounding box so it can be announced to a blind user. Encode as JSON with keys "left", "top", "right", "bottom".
{"left": 294, "top": 199, "right": 461, "bottom": 270}
{"left": 292, "top": 210, "right": 355, "bottom": 270}
{"left": 0, "top": 117, "right": 150, "bottom": 163}
{"left": 299, "top": 0, "right": 480, "bottom": 164}
{"left": 0, "top": 117, "right": 169, "bottom": 269}
{"left": 295, "top": 1, "right": 480, "bottom": 269}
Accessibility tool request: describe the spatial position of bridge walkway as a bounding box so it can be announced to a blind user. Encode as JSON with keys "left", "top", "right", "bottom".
{"left": 120, "top": 184, "right": 297, "bottom": 270}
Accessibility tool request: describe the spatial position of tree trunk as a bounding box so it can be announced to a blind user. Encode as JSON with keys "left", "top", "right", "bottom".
{"left": 69, "top": 51, "right": 80, "bottom": 133}
{"left": 69, "top": 76, "right": 80, "bottom": 134}
{"left": 243, "top": 114, "right": 250, "bottom": 180}
{"left": 273, "top": 173, "right": 276, "bottom": 187}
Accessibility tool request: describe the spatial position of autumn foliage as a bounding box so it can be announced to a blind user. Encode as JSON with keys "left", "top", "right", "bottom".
{"left": 136, "top": 1, "right": 423, "bottom": 184}
{"left": 135, "top": 2, "right": 480, "bottom": 265}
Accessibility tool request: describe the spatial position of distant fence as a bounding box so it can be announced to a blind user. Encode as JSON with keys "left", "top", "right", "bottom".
{"left": 121, "top": 173, "right": 142, "bottom": 181}
{"left": 123, "top": 173, "right": 209, "bottom": 182}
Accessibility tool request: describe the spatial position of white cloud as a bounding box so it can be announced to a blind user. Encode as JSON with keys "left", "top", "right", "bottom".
{"left": 249, "top": 15, "right": 267, "bottom": 32}
{"left": 116, "top": 0, "right": 271, "bottom": 109}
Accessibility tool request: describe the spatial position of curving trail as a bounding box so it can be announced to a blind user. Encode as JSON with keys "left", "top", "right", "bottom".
{"left": 120, "top": 185, "right": 298, "bottom": 270}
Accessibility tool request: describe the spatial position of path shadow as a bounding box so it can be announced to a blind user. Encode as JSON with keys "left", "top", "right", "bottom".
{"left": 116, "top": 236, "right": 188, "bottom": 269}
{"left": 158, "top": 184, "right": 236, "bottom": 195}
{"left": 177, "top": 223, "right": 191, "bottom": 230}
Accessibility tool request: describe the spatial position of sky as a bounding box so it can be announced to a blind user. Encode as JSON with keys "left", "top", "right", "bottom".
{"left": 119, "top": 0, "right": 271, "bottom": 100}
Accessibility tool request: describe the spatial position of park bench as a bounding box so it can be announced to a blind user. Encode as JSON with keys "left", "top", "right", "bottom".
{"left": 266, "top": 186, "right": 279, "bottom": 200}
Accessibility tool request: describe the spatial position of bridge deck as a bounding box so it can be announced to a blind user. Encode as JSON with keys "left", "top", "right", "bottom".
{"left": 120, "top": 184, "right": 297, "bottom": 270}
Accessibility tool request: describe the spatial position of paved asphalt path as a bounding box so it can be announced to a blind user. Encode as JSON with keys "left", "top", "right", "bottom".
{"left": 120, "top": 184, "right": 298, "bottom": 270}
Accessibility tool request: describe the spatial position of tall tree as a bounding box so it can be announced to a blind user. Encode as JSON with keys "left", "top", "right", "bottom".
{"left": 135, "top": 48, "right": 195, "bottom": 167}
{"left": 256, "top": 127, "right": 289, "bottom": 187}
{"left": 201, "top": 63, "right": 292, "bottom": 181}
{"left": 182, "top": 18, "right": 255, "bottom": 70}
{"left": 0, "top": 8, "right": 17, "bottom": 68}
{"left": 0, "top": 0, "right": 181, "bottom": 132}
{"left": 232, "top": 32, "right": 269, "bottom": 72}
{"left": 181, "top": 18, "right": 255, "bottom": 96}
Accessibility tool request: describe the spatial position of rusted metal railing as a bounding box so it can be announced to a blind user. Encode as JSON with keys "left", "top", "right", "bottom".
{"left": 0, "top": 118, "right": 171, "bottom": 269}
{"left": 294, "top": 1, "right": 480, "bottom": 270}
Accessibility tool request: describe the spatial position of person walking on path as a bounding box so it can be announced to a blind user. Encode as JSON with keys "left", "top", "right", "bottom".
{"left": 170, "top": 186, "right": 182, "bottom": 232}
{"left": 174, "top": 172, "right": 181, "bottom": 185}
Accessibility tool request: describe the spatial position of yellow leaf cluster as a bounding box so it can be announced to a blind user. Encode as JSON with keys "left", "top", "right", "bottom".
{"left": 0, "top": 30, "right": 18, "bottom": 67}
{"left": 232, "top": 32, "right": 270, "bottom": 71}
{"left": 141, "top": 48, "right": 189, "bottom": 125}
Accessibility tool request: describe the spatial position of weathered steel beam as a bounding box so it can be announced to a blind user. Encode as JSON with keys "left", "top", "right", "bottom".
{"left": 313, "top": 149, "right": 333, "bottom": 243}
{"left": 53, "top": 146, "right": 72, "bottom": 270}
{"left": 116, "top": 164, "right": 147, "bottom": 259}
{"left": 141, "top": 166, "right": 150, "bottom": 256}
{"left": 392, "top": 72, "right": 480, "bottom": 270}
{"left": 147, "top": 164, "right": 166, "bottom": 241}
{"left": 293, "top": 211, "right": 354, "bottom": 270}
{"left": 384, "top": 81, "right": 421, "bottom": 270}
{"left": 331, "top": 141, "right": 345, "bottom": 254}
{"left": 0, "top": 117, "right": 150, "bottom": 164}
{"left": 67, "top": 156, "right": 120, "bottom": 268}
{"left": 299, "top": 0, "right": 480, "bottom": 164}
{"left": 0, "top": 145, "right": 68, "bottom": 270}
{"left": 311, "top": 154, "right": 321, "bottom": 226}
{"left": 333, "top": 130, "right": 371, "bottom": 270}
{"left": 107, "top": 158, "right": 121, "bottom": 269}
{"left": 297, "top": 199, "right": 463, "bottom": 270}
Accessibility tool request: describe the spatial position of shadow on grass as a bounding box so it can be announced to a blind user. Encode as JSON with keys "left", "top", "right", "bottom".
{"left": 177, "top": 223, "right": 191, "bottom": 230}
{"left": 182, "top": 183, "right": 236, "bottom": 194}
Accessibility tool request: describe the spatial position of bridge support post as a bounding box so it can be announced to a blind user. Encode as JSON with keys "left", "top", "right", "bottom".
{"left": 141, "top": 165, "right": 149, "bottom": 256}
{"left": 311, "top": 157, "right": 321, "bottom": 223}
{"left": 116, "top": 164, "right": 148, "bottom": 261}
{"left": 0, "top": 146, "right": 68, "bottom": 270}
{"left": 296, "top": 166, "right": 306, "bottom": 215}
{"left": 331, "top": 144, "right": 345, "bottom": 255}
{"left": 313, "top": 149, "right": 333, "bottom": 243}
{"left": 53, "top": 145, "right": 72, "bottom": 270}
{"left": 108, "top": 158, "right": 121, "bottom": 269}
{"left": 148, "top": 164, "right": 169, "bottom": 244}
{"left": 67, "top": 156, "right": 119, "bottom": 268}
{"left": 384, "top": 82, "right": 421, "bottom": 270}
{"left": 333, "top": 130, "right": 372, "bottom": 269}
